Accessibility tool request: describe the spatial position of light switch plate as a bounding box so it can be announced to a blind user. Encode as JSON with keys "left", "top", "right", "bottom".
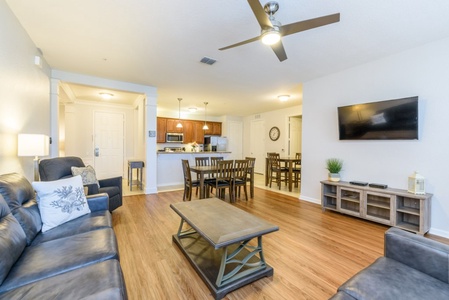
{"left": 148, "top": 130, "right": 156, "bottom": 137}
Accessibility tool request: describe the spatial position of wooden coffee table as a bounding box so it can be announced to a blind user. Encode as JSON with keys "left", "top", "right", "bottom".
{"left": 171, "top": 198, "right": 279, "bottom": 300}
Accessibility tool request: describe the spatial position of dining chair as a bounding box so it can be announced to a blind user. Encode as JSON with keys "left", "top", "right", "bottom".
{"left": 195, "top": 157, "right": 211, "bottom": 195}
{"left": 268, "top": 153, "right": 288, "bottom": 190}
{"left": 245, "top": 157, "right": 256, "bottom": 198}
{"left": 293, "top": 153, "right": 301, "bottom": 187}
{"left": 209, "top": 156, "right": 224, "bottom": 194}
{"left": 233, "top": 160, "right": 249, "bottom": 202}
{"left": 181, "top": 159, "right": 200, "bottom": 201}
{"left": 207, "top": 160, "right": 234, "bottom": 201}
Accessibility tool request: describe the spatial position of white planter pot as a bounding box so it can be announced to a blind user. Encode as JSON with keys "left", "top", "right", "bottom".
{"left": 329, "top": 173, "right": 341, "bottom": 182}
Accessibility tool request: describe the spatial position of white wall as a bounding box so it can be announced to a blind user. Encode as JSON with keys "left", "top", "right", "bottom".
{"left": 0, "top": 0, "right": 51, "bottom": 181}
{"left": 243, "top": 105, "right": 302, "bottom": 158}
{"left": 302, "top": 37, "right": 449, "bottom": 237}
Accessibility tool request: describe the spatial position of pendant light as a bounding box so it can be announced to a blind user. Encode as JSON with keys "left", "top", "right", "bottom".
{"left": 202, "top": 102, "right": 209, "bottom": 130}
{"left": 176, "top": 98, "right": 183, "bottom": 128}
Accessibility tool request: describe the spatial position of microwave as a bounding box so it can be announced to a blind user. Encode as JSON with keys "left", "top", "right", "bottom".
{"left": 166, "top": 133, "right": 184, "bottom": 143}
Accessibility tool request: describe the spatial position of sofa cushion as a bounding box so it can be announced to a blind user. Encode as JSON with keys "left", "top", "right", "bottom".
{"left": 32, "top": 175, "right": 91, "bottom": 232}
{"left": 30, "top": 209, "right": 112, "bottom": 246}
{"left": 71, "top": 165, "right": 100, "bottom": 188}
{"left": 0, "top": 173, "right": 42, "bottom": 245}
{"left": 0, "top": 195, "right": 27, "bottom": 285}
{"left": 0, "top": 260, "right": 127, "bottom": 300}
{"left": 0, "top": 228, "right": 119, "bottom": 293}
{"left": 337, "top": 257, "right": 449, "bottom": 299}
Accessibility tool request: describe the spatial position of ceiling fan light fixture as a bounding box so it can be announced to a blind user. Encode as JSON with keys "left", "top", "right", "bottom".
{"left": 278, "top": 95, "right": 290, "bottom": 101}
{"left": 261, "top": 29, "right": 281, "bottom": 45}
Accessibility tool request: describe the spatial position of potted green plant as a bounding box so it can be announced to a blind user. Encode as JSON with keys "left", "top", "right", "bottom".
{"left": 326, "top": 158, "right": 343, "bottom": 182}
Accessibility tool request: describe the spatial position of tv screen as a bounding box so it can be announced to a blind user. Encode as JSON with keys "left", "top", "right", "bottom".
{"left": 338, "top": 96, "right": 418, "bottom": 140}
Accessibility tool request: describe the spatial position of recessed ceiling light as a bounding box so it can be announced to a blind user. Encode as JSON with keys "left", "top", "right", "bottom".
{"left": 100, "top": 93, "right": 113, "bottom": 100}
{"left": 278, "top": 95, "right": 290, "bottom": 101}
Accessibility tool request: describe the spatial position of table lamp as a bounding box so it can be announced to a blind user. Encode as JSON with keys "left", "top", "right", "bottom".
{"left": 18, "top": 134, "right": 50, "bottom": 181}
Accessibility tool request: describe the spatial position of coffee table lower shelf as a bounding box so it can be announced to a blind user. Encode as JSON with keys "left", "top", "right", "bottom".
{"left": 172, "top": 233, "right": 274, "bottom": 300}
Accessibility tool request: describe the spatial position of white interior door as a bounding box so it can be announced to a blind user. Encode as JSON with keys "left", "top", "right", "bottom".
{"left": 94, "top": 111, "right": 124, "bottom": 179}
{"left": 228, "top": 121, "right": 243, "bottom": 160}
{"left": 250, "top": 119, "right": 265, "bottom": 174}
{"left": 289, "top": 116, "right": 302, "bottom": 156}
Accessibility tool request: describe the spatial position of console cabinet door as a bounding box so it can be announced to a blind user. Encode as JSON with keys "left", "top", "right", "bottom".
{"left": 339, "top": 187, "right": 362, "bottom": 217}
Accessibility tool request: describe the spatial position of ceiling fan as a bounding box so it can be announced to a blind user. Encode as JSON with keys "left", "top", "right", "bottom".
{"left": 219, "top": 0, "right": 340, "bottom": 62}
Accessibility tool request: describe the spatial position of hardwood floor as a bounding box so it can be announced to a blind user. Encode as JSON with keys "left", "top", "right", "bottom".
{"left": 112, "top": 188, "right": 442, "bottom": 300}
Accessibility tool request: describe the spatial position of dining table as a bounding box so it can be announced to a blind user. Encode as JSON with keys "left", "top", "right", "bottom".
{"left": 190, "top": 164, "right": 255, "bottom": 199}
{"left": 265, "top": 156, "right": 301, "bottom": 192}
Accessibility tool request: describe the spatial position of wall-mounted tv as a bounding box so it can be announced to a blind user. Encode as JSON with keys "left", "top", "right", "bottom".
{"left": 338, "top": 96, "right": 418, "bottom": 140}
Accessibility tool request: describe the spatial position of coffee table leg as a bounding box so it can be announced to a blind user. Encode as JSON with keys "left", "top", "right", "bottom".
{"left": 216, "top": 236, "right": 267, "bottom": 287}
{"left": 176, "top": 219, "right": 196, "bottom": 237}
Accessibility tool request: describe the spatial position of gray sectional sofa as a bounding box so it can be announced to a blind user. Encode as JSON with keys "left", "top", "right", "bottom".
{"left": 0, "top": 172, "right": 127, "bottom": 299}
{"left": 331, "top": 227, "right": 449, "bottom": 299}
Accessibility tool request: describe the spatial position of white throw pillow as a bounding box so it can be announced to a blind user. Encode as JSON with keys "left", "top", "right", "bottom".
{"left": 32, "top": 175, "right": 91, "bottom": 232}
{"left": 71, "top": 165, "right": 100, "bottom": 188}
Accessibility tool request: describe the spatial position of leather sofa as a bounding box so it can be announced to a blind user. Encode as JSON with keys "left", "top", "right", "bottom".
{"left": 330, "top": 227, "right": 449, "bottom": 299}
{"left": 0, "top": 173, "right": 127, "bottom": 299}
{"left": 38, "top": 156, "right": 123, "bottom": 212}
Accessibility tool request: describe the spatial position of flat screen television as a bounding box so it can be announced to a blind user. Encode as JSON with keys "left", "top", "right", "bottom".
{"left": 338, "top": 96, "right": 418, "bottom": 140}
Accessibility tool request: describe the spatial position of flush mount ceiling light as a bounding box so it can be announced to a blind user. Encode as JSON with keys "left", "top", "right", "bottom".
{"left": 100, "top": 93, "right": 113, "bottom": 100}
{"left": 202, "top": 102, "right": 209, "bottom": 130}
{"left": 188, "top": 107, "right": 197, "bottom": 113}
{"left": 278, "top": 95, "right": 290, "bottom": 101}
{"left": 176, "top": 98, "right": 183, "bottom": 128}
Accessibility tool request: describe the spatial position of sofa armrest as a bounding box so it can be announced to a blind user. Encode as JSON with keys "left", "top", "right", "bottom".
{"left": 384, "top": 227, "right": 449, "bottom": 283}
{"left": 99, "top": 176, "right": 122, "bottom": 189}
{"left": 85, "top": 183, "right": 100, "bottom": 195}
{"left": 86, "top": 193, "right": 109, "bottom": 212}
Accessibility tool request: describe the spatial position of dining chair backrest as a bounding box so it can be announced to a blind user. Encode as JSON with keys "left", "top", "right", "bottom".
{"left": 181, "top": 159, "right": 192, "bottom": 183}
{"left": 216, "top": 160, "right": 234, "bottom": 181}
{"left": 267, "top": 153, "right": 281, "bottom": 169}
{"left": 245, "top": 157, "right": 256, "bottom": 169}
{"left": 195, "top": 157, "right": 210, "bottom": 166}
{"left": 295, "top": 152, "right": 301, "bottom": 166}
{"left": 210, "top": 156, "right": 224, "bottom": 166}
{"left": 245, "top": 157, "right": 256, "bottom": 175}
{"left": 234, "top": 160, "right": 249, "bottom": 180}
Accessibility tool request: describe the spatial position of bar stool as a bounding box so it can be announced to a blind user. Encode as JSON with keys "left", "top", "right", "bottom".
{"left": 128, "top": 160, "right": 144, "bottom": 191}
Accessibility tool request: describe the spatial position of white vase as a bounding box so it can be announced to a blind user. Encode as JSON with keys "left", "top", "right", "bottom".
{"left": 329, "top": 173, "right": 340, "bottom": 182}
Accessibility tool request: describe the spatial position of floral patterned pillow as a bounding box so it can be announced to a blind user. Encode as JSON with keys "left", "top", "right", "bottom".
{"left": 71, "top": 165, "right": 100, "bottom": 188}
{"left": 32, "top": 175, "right": 91, "bottom": 232}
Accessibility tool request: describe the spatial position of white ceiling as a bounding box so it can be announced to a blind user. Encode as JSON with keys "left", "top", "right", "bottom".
{"left": 6, "top": 0, "right": 449, "bottom": 117}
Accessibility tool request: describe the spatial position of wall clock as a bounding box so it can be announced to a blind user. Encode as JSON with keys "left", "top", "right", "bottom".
{"left": 269, "top": 126, "right": 280, "bottom": 141}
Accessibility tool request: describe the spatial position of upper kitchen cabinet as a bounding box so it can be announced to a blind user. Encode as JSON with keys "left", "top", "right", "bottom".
{"left": 156, "top": 117, "right": 221, "bottom": 143}
{"left": 182, "top": 120, "right": 194, "bottom": 143}
{"left": 166, "top": 118, "right": 184, "bottom": 133}
{"left": 204, "top": 122, "right": 222, "bottom": 136}
{"left": 193, "top": 121, "right": 205, "bottom": 144}
{"left": 157, "top": 117, "right": 167, "bottom": 143}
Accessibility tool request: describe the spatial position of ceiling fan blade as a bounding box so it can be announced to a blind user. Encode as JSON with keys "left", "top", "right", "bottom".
{"left": 247, "top": 0, "right": 273, "bottom": 29}
{"left": 271, "top": 41, "right": 287, "bottom": 62}
{"left": 280, "top": 13, "right": 340, "bottom": 37}
{"left": 219, "top": 36, "right": 261, "bottom": 51}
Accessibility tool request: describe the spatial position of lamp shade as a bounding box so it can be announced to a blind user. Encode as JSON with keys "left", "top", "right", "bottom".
{"left": 18, "top": 134, "right": 49, "bottom": 157}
